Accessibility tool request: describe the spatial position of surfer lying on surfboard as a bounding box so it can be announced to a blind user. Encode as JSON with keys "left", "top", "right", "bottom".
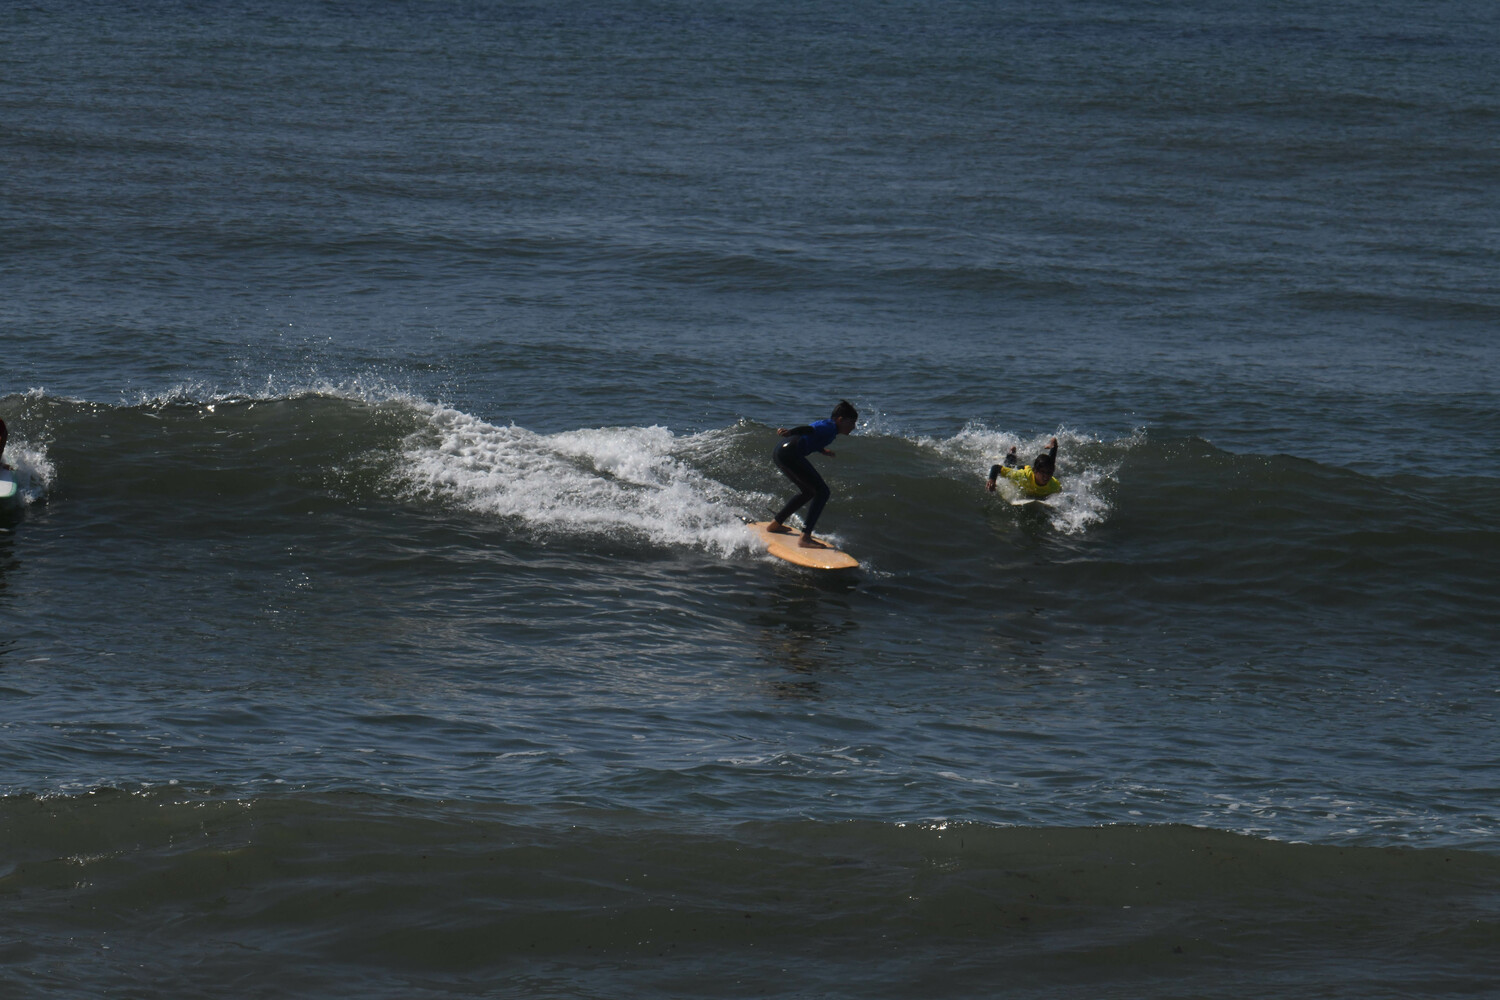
{"left": 986, "top": 437, "right": 1060, "bottom": 498}
{"left": 768, "top": 400, "right": 858, "bottom": 548}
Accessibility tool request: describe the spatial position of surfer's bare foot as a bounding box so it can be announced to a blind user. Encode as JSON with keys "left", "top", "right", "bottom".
{"left": 766, "top": 522, "right": 792, "bottom": 534}
{"left": 797, "top": 533, "right": 827, "bottom": 549}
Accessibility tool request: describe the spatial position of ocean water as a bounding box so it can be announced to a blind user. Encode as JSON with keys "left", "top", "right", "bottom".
{"left": 3, "top": 1, "right": 1500, "bottom": 996}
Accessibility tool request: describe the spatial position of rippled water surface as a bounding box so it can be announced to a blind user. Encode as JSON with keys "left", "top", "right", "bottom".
{"left": 3, "top": 1, "right": 1499, "bottom": 996}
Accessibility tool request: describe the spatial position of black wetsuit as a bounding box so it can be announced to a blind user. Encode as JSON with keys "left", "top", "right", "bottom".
{"left": 772, "top": 419, "right": 837, "bottom": 532}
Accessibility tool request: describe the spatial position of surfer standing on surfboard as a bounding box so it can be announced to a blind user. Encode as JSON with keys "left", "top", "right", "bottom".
{"left": 768, "top": 400, "right": 858, "bottom": 548}
{"left": 986, "top": 437, "right": 1061, "bottom": 498}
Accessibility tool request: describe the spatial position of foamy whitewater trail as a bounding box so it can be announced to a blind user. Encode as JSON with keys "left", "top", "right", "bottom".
{"left": 0, "top": 391, "right": 56, "bottom": 505}
{"left": 397, "top": 403, "right": 760, "bottom": 554}
{"left": 0, "top": 441, "right": 53, "bottom": 506}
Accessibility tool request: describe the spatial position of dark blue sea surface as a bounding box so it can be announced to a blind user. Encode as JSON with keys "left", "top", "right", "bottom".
{"left": 3, "top": 1, "right": 1499, "bottom": 996}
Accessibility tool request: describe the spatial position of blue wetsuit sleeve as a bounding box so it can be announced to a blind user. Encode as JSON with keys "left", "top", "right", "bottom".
{"left": 800, "top": 420, "right": 839, "bottom": 453}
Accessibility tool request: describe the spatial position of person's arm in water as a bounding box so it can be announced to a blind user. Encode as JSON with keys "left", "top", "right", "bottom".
{"left": 986, "top": 446, "right": 1023, "bottom": 490}
{"left": 987, "top": 462, "right": 1023, "bottom": 490}
{"left": 0, "top": 418, "right": 9, "bottom": 470}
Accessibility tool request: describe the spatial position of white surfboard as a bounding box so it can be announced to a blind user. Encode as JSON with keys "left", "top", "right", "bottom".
{"left": 747, "top": 521, "right": 859, "bottom": 570}
{"left": 0, "top": 469, "right": 16, "bottom": 500}
{"left": 1010, "top": 497, "right": 1049, "bottom": 507}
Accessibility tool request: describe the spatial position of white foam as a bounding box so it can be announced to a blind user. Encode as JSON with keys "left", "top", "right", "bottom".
{"left": 3, "top": 438, "right": 54, "bottom": 504}
{"left": 134, "top": 373, "right": 419, "bottom": 408}
{"left": 397, "top": 404, "right": 757, "bottom": 555}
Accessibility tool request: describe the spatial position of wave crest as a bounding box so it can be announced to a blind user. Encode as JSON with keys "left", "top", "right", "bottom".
{"left": 399, "top": 404, "right": 757, "bottom": 555}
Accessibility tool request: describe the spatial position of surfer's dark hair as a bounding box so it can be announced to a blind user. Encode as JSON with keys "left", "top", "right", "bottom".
{"left": 1034, "top": 452, "right": 1055, "bottom": 474}
{"left": 832, "top": 400, "right": 858, "bottom": 422}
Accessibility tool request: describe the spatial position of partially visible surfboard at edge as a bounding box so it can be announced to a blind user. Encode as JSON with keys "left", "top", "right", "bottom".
{"left": 747, "top": 521, "right": 859, "bottom": 570}
{"left": 0, "top": 469, "right": 17, "bottom": 500}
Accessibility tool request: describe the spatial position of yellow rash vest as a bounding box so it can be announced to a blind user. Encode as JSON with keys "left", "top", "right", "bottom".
{"left": 997, "top": 464, "right": 1062, "bottom": 498}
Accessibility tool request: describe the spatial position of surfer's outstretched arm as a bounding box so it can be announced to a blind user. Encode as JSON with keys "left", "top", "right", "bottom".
{"left": 986, "top": 446, "right": 1019, "bottom": 491}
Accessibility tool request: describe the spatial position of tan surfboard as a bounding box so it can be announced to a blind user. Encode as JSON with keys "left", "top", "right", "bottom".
{"left": 747, "top": 521, "right": 859, "bottom": 570}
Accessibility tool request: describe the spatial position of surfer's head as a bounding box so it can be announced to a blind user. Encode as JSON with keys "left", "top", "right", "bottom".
{"left": 1032, "top": 451, "right": 1055, "bottom": 483}
{"left": 831, "top": 400, "right": 858, "bottom": 434}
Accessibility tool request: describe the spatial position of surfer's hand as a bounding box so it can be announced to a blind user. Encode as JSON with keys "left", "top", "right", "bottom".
{"left": 776, "top": 427, "right": 789, "bottom": 436}
{"left": 821, "top": 449, "right": 835, "bottom": 457}
{"left": 986, "top": 478, "right": 996, "bottom": 492}
{"left": 1048, "top": 437, "right": 1058, "bottom": 448}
